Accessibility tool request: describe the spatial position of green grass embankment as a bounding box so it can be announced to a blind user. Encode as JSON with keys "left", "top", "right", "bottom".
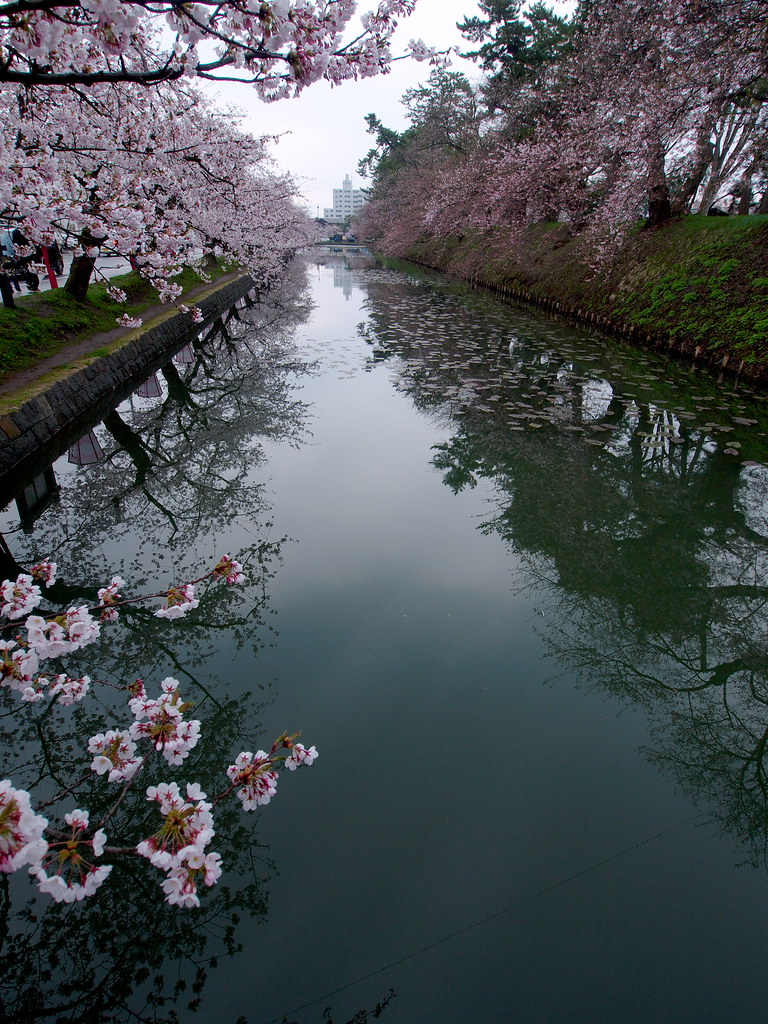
{"left": 0, "top": 264, "right": 232, "bottom": 380}
{"left": 401, "top": 215, "right": 768, "bottom": 377}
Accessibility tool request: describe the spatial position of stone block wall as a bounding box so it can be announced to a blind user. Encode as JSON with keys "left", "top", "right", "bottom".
{"left": 0, "top": 275, "right": 256, "bottom": 507}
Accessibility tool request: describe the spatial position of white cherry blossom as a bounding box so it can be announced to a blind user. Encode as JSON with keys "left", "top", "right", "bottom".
{"left": 0, "top": 574, "right": 42, "bottom": 619}
{"left": 88, "top": 729, "right": 143, "bottom": 781}
{"left": 285, "top": 743, "right": 319, "bottom": 770}
{"left": 226, "top": 750, "right": 279, "bottom": 809}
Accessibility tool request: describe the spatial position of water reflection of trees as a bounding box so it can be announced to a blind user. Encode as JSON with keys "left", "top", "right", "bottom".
{"left": 2, "top": 263, "right": 314, "bottom": 661}
{"left": 359, "top": 269, "right": 768, "bottom": 867}
{"left": 0, "top": 264, "right": 322, "bottom": 1022}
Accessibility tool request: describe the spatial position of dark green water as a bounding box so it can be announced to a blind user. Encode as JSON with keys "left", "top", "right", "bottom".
{"left": 3, "top": 253, "right": 768, "bottom": 1023}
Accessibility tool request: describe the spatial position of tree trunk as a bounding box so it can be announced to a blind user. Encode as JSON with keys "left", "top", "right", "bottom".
{"left": 733, "top": 171, "right": 753, "bottom": 214}
{"left": 647, "top": 193, "right": 672, "bottom": 226}
{"left": 102, "top": 410, "right": 151, "bottom": 485}
{"left": 646, "top": 137, "right": 671, "bottom": 227}
{"left": 671, "top": 132, "right": 714, "bottom": 216}
{"left": 64, "top": 228, "right": 103, "bottom": 301}
{"left": 64, "top": 253, "right": 97, "bottom": 301}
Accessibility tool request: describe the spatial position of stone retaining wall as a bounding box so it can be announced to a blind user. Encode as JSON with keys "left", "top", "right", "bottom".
{"left": 0, "top": 274, "right": 256, "bottom": 507}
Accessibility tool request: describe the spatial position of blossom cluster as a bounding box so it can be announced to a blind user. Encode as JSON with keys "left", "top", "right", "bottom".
{"left": 33, "top": 809, "right": 112, "bottom": 903}
{"left": 0, "top": 557, "right": 317, "bottom": 908}
{"left": 97, "top": 576, "right": 125, "bottom": 623}
{"left": 129, "top": 678, "right": 201, "bottom": 766}
{"left": 88, "top": 729, "right": 143, "bottom": 782}
{"left": 227, "top": 741, "right": 318, "bottom": 809}
{"left": 138, "top": 782, "right": 221, "bottom": 908}
{"left": 154, "top": 584, "right": 199, "bottom": 620}
{"left": 0, "top": 779, "right": 48, "bottom": 874}
{"left": 213, "top": 554, "right": 244, "bottom": 586}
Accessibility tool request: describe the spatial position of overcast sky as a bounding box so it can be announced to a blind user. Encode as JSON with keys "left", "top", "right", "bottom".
{"left": 205, "top": 1, "right": 574, "bottom": 215}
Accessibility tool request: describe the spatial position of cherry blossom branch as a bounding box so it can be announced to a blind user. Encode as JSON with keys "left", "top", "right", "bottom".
{"left": 0, "top": 554, "right": 318, "bottom": 908}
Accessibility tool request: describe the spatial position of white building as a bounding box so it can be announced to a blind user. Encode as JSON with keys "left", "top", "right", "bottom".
{"left": 323, "top": 174, "right": 366, "bottom": 223}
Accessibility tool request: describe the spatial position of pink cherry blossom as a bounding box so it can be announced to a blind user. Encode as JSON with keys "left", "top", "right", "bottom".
{"left": 22, "top": 672, "right": 90, "bottom": 705}
{"left": 129, "top": 677, "right": 201, "bottom": 765}
{"left": 137, "top": 782, "right": 215, "bottom": 871}
{"left": 30, "top": 559, "right": 57, "bottom": 587}
{"left": 116, "top": 314, "right": 143, "bottom": 328}
{"left": 0, "top": 640, "right": 39, "bottom": 692}
{"left": 25, "top": 606, "right": 100, "bottom": 659}
{"left": 34, "top": 863, "right": 112, "bottom": 903}
{"left": 0, "top": 0, "right": 434, "bottom": 94}
{"left": 88, "top": 729, "right": 143, "bottom": 782}
{"left": 0, "top": 780, "right": 48, "bottom": 873}
{"left": 154, "top": 584, "right": 199, "bottom": 620}
{"left": 0, "top": 0, "right": 440, "bottom": 305}
{"left": 213, "top": 554, "right": 245, "bottom": 586}
{"left": 97, "top": 575, "right": 125, "bottom": 623}
{"left": 0, "top": 557, "right": 316, "bottom": 908}
{"left": 161, "top": 846, "right": 222, "bottom": 907}
{"left": 31, "top": 807, "right": 111, "bottom": 902}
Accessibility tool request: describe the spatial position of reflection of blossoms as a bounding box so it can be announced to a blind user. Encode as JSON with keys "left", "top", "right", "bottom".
{"left": 31, "top": 808, "right": 111, "bottom": 903}
{"left": 1, "top": 574, "right": 42, "bottom": 620}
{"left": 129, "top": 677, "right": 201, "bottom": 765}
{"left": 0, "top": 780, "right": 48, "bottom": 873}
{"left": 26, "top": 606, "right": 100, "bottom": 659}
{"left": 227, "top": 751, "right": 280, "bottom": 809}
{"left": 154, "top": 584, "right": 199, "bottom": 620}
{"left": 285, "top": 743, "right": 319, "bottom": 771}
{"left": 97, "top": 575, "right": 125, "bottom": 623}
{"left": 88, "top": 730, "right": 143, "bottom": 782}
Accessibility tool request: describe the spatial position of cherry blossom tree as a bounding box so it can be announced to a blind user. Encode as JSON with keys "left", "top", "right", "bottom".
{"left": 363, "top": 0, "right": 768, "bottom": 255}
{"left": 0, "top": 0, "right": 436, "bottom": 96}
{"left": 1, "top": 74, "right": 317, "bottom": 301}
{"left": 0, "top": 0, "right": 440, "bottom": 302}
{"left": 357, "top": 68, "right": 483, "bottom": 250}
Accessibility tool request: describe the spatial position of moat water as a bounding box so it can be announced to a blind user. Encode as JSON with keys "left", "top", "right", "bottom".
{"left": 3, "top": 252, "right": 768, "bottom": 1023}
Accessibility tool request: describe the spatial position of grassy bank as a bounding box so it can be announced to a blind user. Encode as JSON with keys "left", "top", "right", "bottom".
{"left": 402, "top": 214, "right": 768, "bottom": 377}
{"left": 0, "top": 264, "right": 231, "bottom": 380}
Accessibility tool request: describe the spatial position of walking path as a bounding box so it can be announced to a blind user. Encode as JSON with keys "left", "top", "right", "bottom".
{"left": 0, "top": 270, "right": 247, "bottom": 410}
